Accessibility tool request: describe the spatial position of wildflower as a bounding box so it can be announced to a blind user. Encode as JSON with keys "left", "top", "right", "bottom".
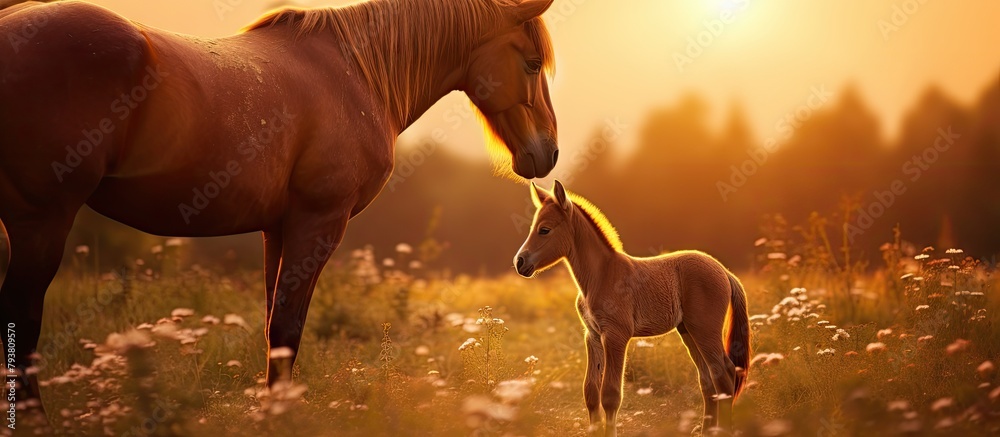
{"left": 165, "top": 238, "right": 184, "bottom": 247}
{"left": 931, "top": 397, "right": 954, "bottom": 412}
{"left": 767, "top": 252, "right": 787, "bottom": 260}
{"left": 760, "top": 419, "right": 793, "bottom": 436}
{"left": 151, "top": 245, "right": 163, "bottom": 255}
{"left": 877, "top": 328, "right": 893, "bottom": 339}
{"left": 817, "top": 348, "right": 836, "bottom": 356}
{"left": 636, "top": 387, "right": 652, "bottom": 396}
{"left": 816, "top": 320, "right": 830, "bottom": 326}
{"left": 712, "top": 393, "right": 732, "bottom": 401}
{"left": 977, "top": 361, "right": 995, "bottom": 379}
{"left": 462, "top": 395, "right": 515, "bottom": 425}
{"left": 171, "top": 308, "right": 195, "bottom": 318}
{"left": 201, "top": 315, "right": 220, "bottom": 325}
{"left": 226, "top": 360, "right": 242, "bottom": 367}
{"left": 223, "top": 314, "right": 249, "bottom": 329}
{"left": 524, "top": 356, "right": 539, "bottom": 364}
{"left": 917, "top": 335, "right": 934, "bottom": 343}
{"left": 866, "top": 343, "right": 886, "bottom": 353}
{"left": 832, "top": 329, "right": 850, "bottom": 341}
{"left": 383, "top": 258, "right": 395, "bottom": 267}
{"left": 790, "top": 288, "right": 807, "bottom": 295}
{"left": 458, "top": 338, "right": 479, "bottom": 351}
{"left": 395, "top": 243, "right": 413, "bottom": 254}
{"left": 915, "top": 305, "right": 930, "bottom": 311}
{"left": 754, "top": 238, "right": 767, "bottom": 247}
{"left": 990, "top": 386, "right": 1000, "bottom": 402}
{"left": 750, "top": 353, "right": 784, "bottom": 367}
{"left": 415, "top": 345, "right": 430, "bottom": 356}
{"left": 945, "top": 248, "right": 963, "bottom": 254}
{"left": 887, "top": 400, "right": 910, "bottom": 412}
{"left": 270, "top": 347, "right": 294, "bottom": 359}
{"left": 945, "top": 339, "right": 970, "bottom": 355}
{"left": 914, "top": 254, "right": 930, "bottom": 260}
{"left": 844, "top": 351, "right": 858, "bottom": 357}
{"left": 635, "top": 339, "right": 655, "bottom": 348}
{"left": 494, "top": 379, "right": 533, "bottom": 404}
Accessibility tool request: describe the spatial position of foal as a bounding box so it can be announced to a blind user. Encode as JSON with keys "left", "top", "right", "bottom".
{"left": 513, "top": 181, "right": 750, "bottom": 436}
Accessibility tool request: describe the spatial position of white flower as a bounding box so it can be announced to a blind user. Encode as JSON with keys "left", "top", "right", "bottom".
{"left": 866, "top": 342, "right": 886, "bottom": 353}
{"left": 171, "top": 308, "right": 195, "bottom": 318}
{"left": 395, "top": 243, "right": 413, "bottom": 254}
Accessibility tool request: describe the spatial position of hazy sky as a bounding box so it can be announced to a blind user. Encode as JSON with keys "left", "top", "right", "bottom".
{"left": 88, "top": 0, "right": 1000, "bottom": 165}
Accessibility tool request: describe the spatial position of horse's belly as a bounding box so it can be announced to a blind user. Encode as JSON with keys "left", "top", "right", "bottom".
{"left": 86, "top": 173, "right": 284, "bottom": 237}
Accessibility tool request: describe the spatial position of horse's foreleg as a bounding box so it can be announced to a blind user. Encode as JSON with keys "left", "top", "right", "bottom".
{"left": 679, "top": 330, "right": 718, "bottom": 434}
{"left": 600, "top": 332, "right": 629, "bottom": 437}
{"left": 584, "top": 331, "right": 604, "bottom": 433}
{"left": 264, "top": 211, "right": 348, "bottom": 386}
{"left": 0, "top": 212, "right": 76, "bottom": 433}
{"left": 262, "top": 230, "right": 283, "bottom": 336}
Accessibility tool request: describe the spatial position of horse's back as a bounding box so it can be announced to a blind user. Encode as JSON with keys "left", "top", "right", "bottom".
{"left": 0, "top": 1, "right": 149, "bottom": 212}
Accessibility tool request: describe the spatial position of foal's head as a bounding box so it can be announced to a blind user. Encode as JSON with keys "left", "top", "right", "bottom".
{"left": 466, "top": 0, "right": 558, "bottom": 179}
{"left": 514, "top": 180, "right": 575, "bottom": 277}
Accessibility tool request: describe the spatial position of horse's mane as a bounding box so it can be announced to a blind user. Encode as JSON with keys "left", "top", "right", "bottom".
{"left": 245, "top": 0, "right": 554, "bottom": 126}
{"left": 568, "top": 192, "right": 624, "bottom": 253}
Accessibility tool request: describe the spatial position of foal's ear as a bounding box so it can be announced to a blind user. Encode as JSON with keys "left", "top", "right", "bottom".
{"left": 530, "top": 182, "right": 546, "bottom": 208}
{"left": 552, "top": 180, "right": 571, "bottom": 212}
{"left": 511, "top": 0, "right": 555, "bottom": 24}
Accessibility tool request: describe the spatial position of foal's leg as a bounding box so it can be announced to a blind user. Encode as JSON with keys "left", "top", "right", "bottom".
{"left": 265, "top": 209, "right": 349, "bottom": 386}
{"left": 0, "top": 212, "right": 76, "bottom": 433}
{"left": 600, "top": 331, "right": 630, "bottom": 437}
{"left": 679, "top": 328, "right": 718, "bottom": 434}
{"left": 584, "top": 331, "right": 605, "bottom": 432}
{"left": 262, "top": 230, "right": 282, "bottom": 335}
{"left": 686, "top": 325, "right": 737, "bottom": 432}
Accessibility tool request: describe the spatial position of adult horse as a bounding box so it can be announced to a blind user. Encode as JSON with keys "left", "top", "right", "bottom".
{"left": 0, "top": 0, "right": 558, "bottom": 429}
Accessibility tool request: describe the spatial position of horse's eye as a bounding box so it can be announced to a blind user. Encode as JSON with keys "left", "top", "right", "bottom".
{"left": 539, "top": 227, "right": 551, "bottom": 235}
{"left": 525, "top": 59, "right": 543, "bottom": 74}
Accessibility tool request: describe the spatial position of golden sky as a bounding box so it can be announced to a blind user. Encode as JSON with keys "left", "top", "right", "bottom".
{"left": 89, "top": 0, "right": 1000, "bottom": 166}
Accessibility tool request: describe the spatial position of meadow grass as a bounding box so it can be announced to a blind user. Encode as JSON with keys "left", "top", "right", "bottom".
{"left": 28, "top": 235, "right": 1000, "bottom": 436}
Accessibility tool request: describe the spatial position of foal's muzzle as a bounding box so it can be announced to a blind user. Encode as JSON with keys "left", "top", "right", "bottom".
{"left": 514, "top": 255, "right": 535, "bottom": 278}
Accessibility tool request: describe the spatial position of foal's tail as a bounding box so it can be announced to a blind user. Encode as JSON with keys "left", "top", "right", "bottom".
{"left": 725, "top": 272, "right": 751, "bottom": 399}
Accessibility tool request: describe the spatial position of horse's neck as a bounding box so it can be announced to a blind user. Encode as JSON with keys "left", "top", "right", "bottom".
{"left": 566, "top": 211, "right": 624, "bottom": 298}
{"left": 319, "top": 2, "right": 493, "bottom": 132}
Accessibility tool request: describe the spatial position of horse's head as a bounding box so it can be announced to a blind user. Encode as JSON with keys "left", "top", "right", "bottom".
{"left": 514, "top": 180, "right": 573, "bottom": 277}
{"left": 464, "top": 0, "right": 558, "bottom": 179}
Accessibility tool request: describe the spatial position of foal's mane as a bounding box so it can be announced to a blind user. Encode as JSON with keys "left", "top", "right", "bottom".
{"left": 245, "top": 0, "right": 554, "bottom": 126}
{"left": 568, "top": 193, "right": 624, "bottom": 253}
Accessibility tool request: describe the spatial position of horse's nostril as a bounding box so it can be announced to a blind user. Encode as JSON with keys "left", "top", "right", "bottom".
{"left": 516, "top": 257, "right": 525, "bottom": 270}
{"left": 551, "top": 149, "right": 559, "bottom": 166}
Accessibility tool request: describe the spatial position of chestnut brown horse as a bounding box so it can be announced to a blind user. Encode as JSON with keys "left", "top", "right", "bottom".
{"left": 513, "top": 181, "right": 750, "bottom": 436}
{"left": 0, "top": 0, "right": 558, "bottom": 429}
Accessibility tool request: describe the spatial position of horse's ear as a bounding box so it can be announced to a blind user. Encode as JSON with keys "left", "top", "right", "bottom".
{"left": 552, "top": 180, "right": 571, "bottom": 212}
{"left": 511, "top": 0, "right": 554, "bottom": 24}
{"left": 530, "top": 181, "right": 546, "bottom": 208}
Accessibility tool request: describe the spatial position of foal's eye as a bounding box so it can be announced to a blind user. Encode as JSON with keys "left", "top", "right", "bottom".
{"left": 538, "top": 227, "right": 551, "bottom": 235}
{"left": 525, "top": 59, "right": 543, "bottom": 74}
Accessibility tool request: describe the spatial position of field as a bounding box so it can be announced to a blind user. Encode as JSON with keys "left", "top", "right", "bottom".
{"left": 24, "top": 230, "right": 1000, "bottom": 437}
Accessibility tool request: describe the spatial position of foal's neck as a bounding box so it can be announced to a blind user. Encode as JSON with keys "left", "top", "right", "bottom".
{"left": 565, "top": 210, "right": 626, "bottom": 298}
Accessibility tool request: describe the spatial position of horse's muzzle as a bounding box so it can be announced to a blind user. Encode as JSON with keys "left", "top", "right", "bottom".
{"left": 513, "top": 138, "right": 558, "bottom": 179}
